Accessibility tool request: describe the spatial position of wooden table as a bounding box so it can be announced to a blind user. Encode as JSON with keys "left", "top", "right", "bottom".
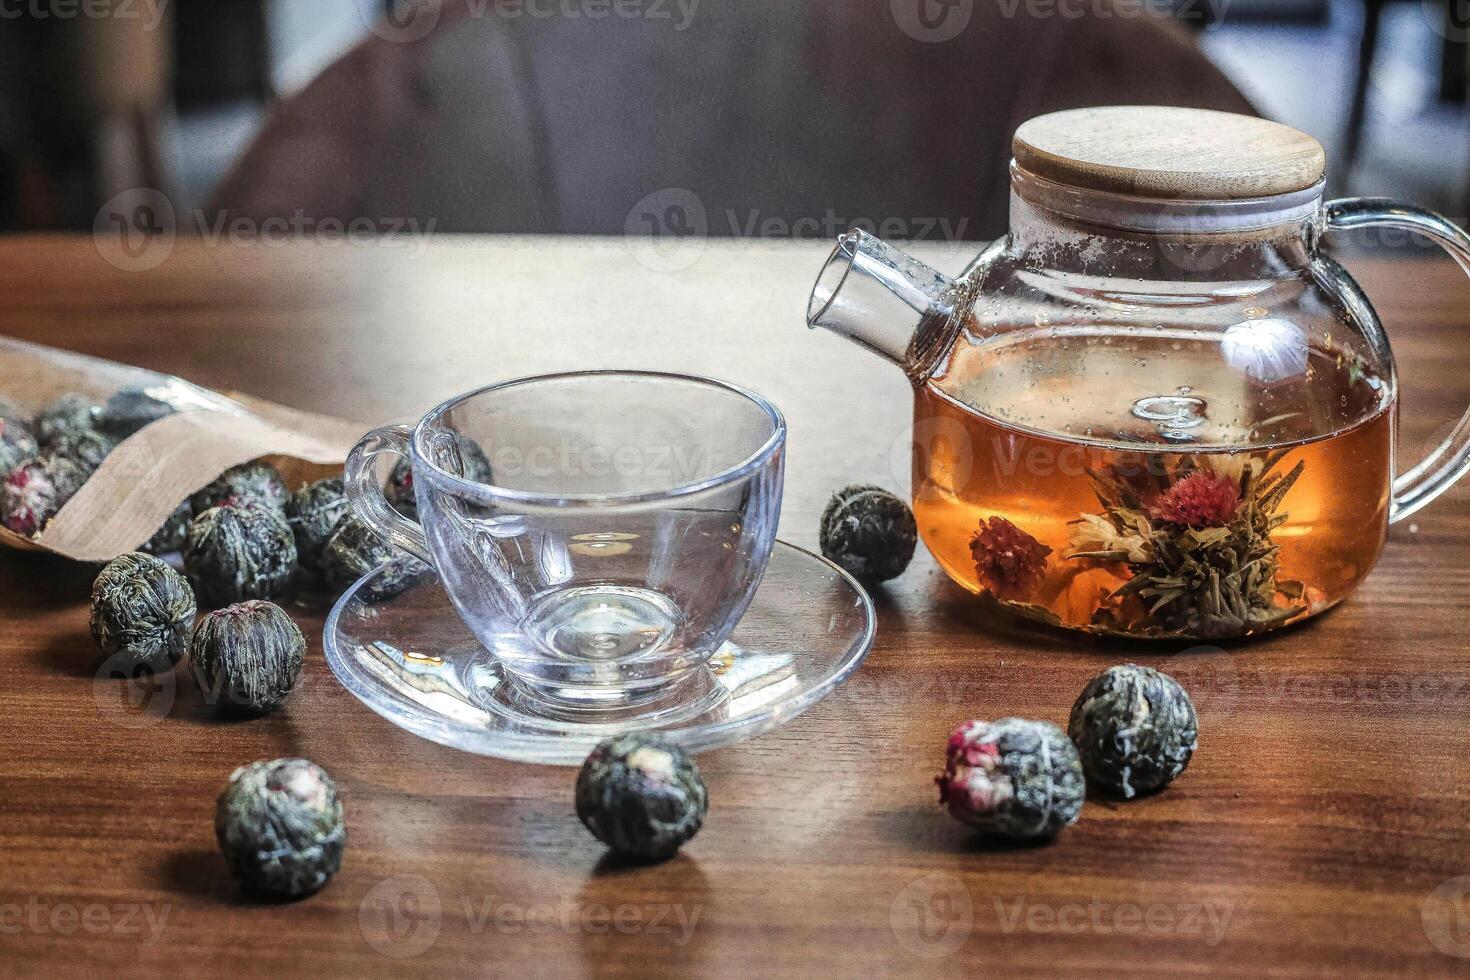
{"left": 3, "top": 236, "right": 1469, "bottom": 978}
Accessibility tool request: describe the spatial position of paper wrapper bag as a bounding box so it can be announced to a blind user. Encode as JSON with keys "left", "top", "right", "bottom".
{"left": 0, "top": 337, "right": 369, "bottom": 563}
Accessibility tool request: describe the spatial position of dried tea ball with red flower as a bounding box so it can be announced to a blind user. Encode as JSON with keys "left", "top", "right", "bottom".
{"left": 184, "top": 498, "right": 298, "bottom": 607}
{"left": 576, "top": 734, "right": 707, "bottom": 862}
{"left": 90, "top": 552, "right": 197, "bottom": 672}
{"left": 191, "top": 600, "right": 304, "bottom": 715}
{"left": 819, "top": 484, "right": 918, "bottom": 583}
{"left": 191, "top": 461, "right": 289, "bottom": 515}
{"left": 285, "top": 476, "right": 349, "bottom": 571}
{"left": 141, "top": 500, "right": 194, "bottom": 556}
{"left": 321, "top": 511, "right": 431, "bottom": 602}
{"left": 215, "top": 758, "right": 345, "bottom": 899}
{"left": 1068, "top": 664, "right": 1197, "bottom": 799}
{"left": 936, "top": 718, "right": 1084, "bottom": 840}
{"left": 971, "top": 516, "right": 1052, "bottom": 601}
{"left": 34, "top": 393, "right": 99, "bottom": 448}
{"left": 0, "top": 453, "right": 88, "bottom": 537}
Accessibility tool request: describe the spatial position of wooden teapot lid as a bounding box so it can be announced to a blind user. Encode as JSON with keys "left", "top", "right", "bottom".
{"left": 1012, "top": 106, "right": 1326, "bottom": 200}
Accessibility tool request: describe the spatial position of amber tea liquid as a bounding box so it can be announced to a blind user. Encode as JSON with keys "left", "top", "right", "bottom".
{"left": 914, "top": 325, "right": 1394, "bottom": 636}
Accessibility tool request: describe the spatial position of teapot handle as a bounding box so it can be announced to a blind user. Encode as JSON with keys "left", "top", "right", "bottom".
{"left": 1325, "top": 198, "right": 1470, "bottom": 523}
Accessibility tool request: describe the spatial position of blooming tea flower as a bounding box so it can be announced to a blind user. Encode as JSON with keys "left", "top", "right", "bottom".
{"left": 970, "top": 516, "right": 1051, "bottom": 600}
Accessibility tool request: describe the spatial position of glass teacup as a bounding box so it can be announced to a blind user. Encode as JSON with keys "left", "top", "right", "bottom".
{"left": 344, "top": 372, "right": 786, "bottom": 714}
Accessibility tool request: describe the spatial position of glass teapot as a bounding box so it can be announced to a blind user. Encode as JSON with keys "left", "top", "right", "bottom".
{"left": 807, "top": 106, "right": 1470, "bottom": 640}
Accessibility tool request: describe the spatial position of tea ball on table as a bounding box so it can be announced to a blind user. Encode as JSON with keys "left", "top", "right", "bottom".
{"left": 1068, "top": 664, "right": 1197, "bottom": 799}
{"left": 34, "top": 393, "right": 98, "bottom": 447}
{"left": 820, "top": 484, "right": 917, "bottom": 583}
{"left": 216, "top": 758, "right": 345, "bottom": 899}
{"left": 191, "top": 600, "right": 305, "bottom": 715}
{"left": 936, "top": 718, "right": 1085, "bottom": 840}
{"left": 191, "top": 461, "right": 289, "bottom": 514}
{"left": 321, "top": 511, "right": 431, "bottom": 602}
{"left": 0, "top": 453, "right": 88, "bottom": 537}
{"left": 576, "top": 734, "right": 707, "bottom": 862}
{"left": 285, "top": 476, "right": 349, "bottom": 571}
{"left": 90, "top": 552, "right": 197, "bottom": 672}
{"left": 184, "top": 498, "right": 298, "bottom": 607}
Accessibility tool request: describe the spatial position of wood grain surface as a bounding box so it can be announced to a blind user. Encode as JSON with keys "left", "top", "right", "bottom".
{"left": 1, "top": 235, "right": 1469, "bottom": 978}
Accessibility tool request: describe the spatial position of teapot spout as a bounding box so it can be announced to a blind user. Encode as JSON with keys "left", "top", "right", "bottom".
{"left": 807, "top": 229, "right": 958, "bottom": 380}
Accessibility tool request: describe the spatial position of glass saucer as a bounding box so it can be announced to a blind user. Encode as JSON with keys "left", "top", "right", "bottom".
{"left": 323, "top": 540, "right": 876, "bottom": 765}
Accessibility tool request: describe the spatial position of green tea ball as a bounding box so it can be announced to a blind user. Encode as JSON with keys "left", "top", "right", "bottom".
{"left": 191, "top": 461, "right": 289, "bottom": 515}
{"left": 34, "top": 393, "right": 99, "bottom": 448}
{"left": 141, "top": 500, "right": 194, "bottom": 556}
{"left": 387, "top": 433, "right": 493, "bottom": 513}
{"left": 820, "top": 484, "right": 918, "bottom": 583}
{"left": 321, "top": 512, "right": 431, "bottom": 602}
{"left": 97, "top": 387, "right": 177, "bottom": 439}
{"left": 1068, "top": 664, "right": 1197, "bottom": 799}
{"left": 285, "top": 476, "right": 349, "bottom": 571}
{"left": 575, "top": 734, "right": 707, "bottom": 862}
{"left": 0, "top": 453, "right": 88, "bottom": 537}
{"left": 215, "top": 758, "right": 345, "bottom": 899}
{"left": 0, "top": 415, "right": 37, "bottom": 474}
{"left": 184, "top": 499, "right": 298, "bottom": 607}
{"left": 90, "top": 552, "right": 197, "bottom": 672}
{"left": 46, "top": 427, "right": 116, "bottom": 476}
{"left": 937, "top": 718, "right": 1085, "bottom": 840}
{"left": 191, "top": 600, "right": 305, "bottom": 715}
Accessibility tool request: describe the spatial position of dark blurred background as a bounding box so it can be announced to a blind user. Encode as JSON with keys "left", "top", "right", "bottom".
{"left": 1, "top": 0, "right": 1466, "bottom": 241}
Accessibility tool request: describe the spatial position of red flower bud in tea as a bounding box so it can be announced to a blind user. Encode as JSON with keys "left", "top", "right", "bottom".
{"left": 970, "top": 516, "right": 1052, "bottom": 601}
{"left": 1148, "top": 472, "right": 1240, "bottom": 528}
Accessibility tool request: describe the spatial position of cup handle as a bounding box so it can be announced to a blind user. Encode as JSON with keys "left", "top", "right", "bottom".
{"left": 1326, "top": 198, "right": 1470, "bottom": 523}
{"left": 344, "top": 423, "right": 435, "bottom": 565}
